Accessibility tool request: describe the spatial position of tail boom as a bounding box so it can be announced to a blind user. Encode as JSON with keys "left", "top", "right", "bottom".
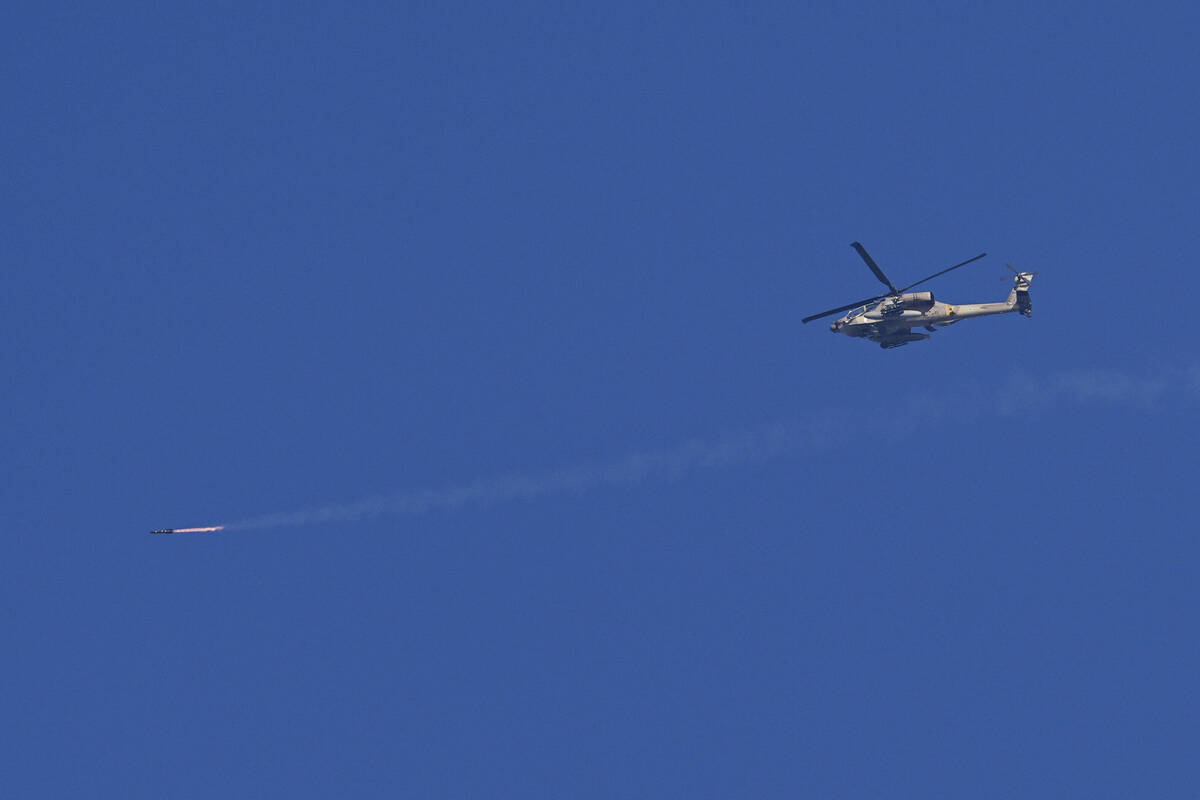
{"left": 943, "top": 272, "right": 1034, "bottom": 321}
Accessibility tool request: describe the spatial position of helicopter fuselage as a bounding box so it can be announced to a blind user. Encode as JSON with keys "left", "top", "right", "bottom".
{"left": 831, "top": 276, "right": 1033, "bottom": 349}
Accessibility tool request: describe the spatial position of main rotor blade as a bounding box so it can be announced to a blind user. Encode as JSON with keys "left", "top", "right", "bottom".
{"left": 850, "top": 242, "right": 897, "bottom": 293}
{"left": 801, "top": 294, "right": 885, "bottom": 324}
{"left": 898, "top": 252, "right": 987, "bottom": 293}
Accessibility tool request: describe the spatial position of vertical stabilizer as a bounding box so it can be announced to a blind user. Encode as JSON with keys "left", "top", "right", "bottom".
{"left": 1006, "top": 268, "right": 1034, "bottom": 317}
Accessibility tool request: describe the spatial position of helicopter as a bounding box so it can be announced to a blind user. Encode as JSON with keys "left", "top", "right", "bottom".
{"left": 802, "top": 242, "right": 1034, "bottom": 349}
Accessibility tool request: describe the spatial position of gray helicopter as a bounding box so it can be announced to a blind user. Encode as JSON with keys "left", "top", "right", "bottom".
{"left": 803, "top": 242, "right": 1034, "bottom": 349}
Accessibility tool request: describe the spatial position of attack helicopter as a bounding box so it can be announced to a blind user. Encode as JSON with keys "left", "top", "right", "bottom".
{"left": 802, "top": 242, "right": 1034, "bottom": 349}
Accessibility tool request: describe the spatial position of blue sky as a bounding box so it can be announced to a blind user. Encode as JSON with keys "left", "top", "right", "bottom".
{"left": 5, "top": 2, "right": 1200, "bottom": 796}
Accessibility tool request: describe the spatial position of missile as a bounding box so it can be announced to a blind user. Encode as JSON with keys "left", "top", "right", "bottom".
{"left": 149, "top": 525, "right": 225, "bottom": 535}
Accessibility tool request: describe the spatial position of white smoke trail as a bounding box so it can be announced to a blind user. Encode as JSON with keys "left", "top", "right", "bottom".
{"left": 225, "top": 365, "right": 1197, "bottom": 531}
{"left": 226, "top": 412, "right": 853, "bottom": 530}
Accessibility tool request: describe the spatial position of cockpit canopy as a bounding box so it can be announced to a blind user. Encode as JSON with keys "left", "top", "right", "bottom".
{"left": 844, "top": 304, "right": 871, "bottom": 320}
